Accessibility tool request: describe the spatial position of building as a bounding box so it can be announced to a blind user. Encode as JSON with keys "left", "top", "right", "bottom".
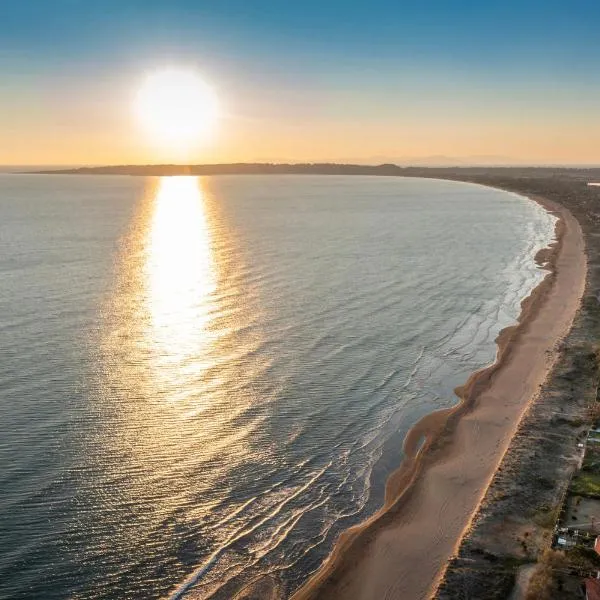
{"left": 586, "top": 577, "right": 600, "bottom": 600}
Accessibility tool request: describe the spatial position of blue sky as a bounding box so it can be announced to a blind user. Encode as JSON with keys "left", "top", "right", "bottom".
{"left": 2, "top": 0, "right": 599, "bottom": 164}
{"left": 3, "top": 1, "right": 599, "bottom": 72}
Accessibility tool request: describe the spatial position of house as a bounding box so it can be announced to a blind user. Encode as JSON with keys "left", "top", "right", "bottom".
{"left": 585, "top": 577, "right": 600, "bottom": 600}
{"left": 557, "top": 535, "right": 577, "bottom": 548}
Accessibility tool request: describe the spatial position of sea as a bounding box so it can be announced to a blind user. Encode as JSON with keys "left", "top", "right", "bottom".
{"left": 0, "top": 174, "right": 556, "bottom": 599}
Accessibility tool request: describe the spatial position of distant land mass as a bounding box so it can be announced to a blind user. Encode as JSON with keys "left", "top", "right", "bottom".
{"left": 30, "top": 163, "right": 600, "bottom": 180}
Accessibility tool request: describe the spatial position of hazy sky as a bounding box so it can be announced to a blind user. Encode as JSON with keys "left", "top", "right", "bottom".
{"left": 2, "top": 0, "right": 599, "bottom": 165}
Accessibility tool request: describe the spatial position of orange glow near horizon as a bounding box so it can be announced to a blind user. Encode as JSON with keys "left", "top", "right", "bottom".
{"left": 4, "top": 117, "right": 600, "bottom": 167}
{"left": 3, "top": 79, "right": 600, "bottom": 166}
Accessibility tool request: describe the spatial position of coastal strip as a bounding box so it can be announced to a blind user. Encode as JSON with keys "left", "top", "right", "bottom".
{"left": 434, "top": 176, "right": 600, "bottom": 599}
{"left": 291, "top": 188, "right": 586, "bottom": 600}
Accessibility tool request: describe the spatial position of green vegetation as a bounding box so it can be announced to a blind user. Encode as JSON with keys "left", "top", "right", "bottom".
{"left": 570, "top": 472, "right": 600, "bottom": 498}
{"left": 500, "top": 555, "right": 530, "bottom": 570}
{"left": 533, "top": 504, "right": 560, "bottom": 529}
{"left": 566, "top": 546, "right": 600, "bottom": 570}
{"left": 582, "top": 445, "right": 600, "bottom": 474}
{"left": 568, "top": 413, "right": 600, "bottom": 497}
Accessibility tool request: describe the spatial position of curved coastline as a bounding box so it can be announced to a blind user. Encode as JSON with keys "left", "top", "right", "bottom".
{"left": 291, "top": 187, "right": 587, "bottom": 600}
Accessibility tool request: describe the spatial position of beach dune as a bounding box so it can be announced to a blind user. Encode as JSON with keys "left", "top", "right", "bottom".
{"left": 292, "top": 193, "right": 586, "bottom": 600}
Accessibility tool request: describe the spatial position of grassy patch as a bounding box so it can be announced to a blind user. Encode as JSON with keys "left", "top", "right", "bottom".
{"left": 500, "top": 556, "right": 532, "bottom": 570}
{"left": 533, "top": 505, "right": 560, "bottom": 529}
{"left": 525, "top": 550, "right": 567, "bottom": 600}
{"left": 582, "top": 445, "right": 600, "bottom": 474}
{"left": 570, "top": 472, "right": 600, "bottom": 498}
{"left": 566, "top": 546, "right": 600, "bottom": 569}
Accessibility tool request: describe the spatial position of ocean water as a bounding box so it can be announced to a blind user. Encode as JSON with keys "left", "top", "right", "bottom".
{"left": 0, "top": 174, "right": 555, "bottom": 599}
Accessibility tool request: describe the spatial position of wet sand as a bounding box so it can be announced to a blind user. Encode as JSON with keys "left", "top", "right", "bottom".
{"left": 292, "top": 190, "right": 586, "bottom": 600}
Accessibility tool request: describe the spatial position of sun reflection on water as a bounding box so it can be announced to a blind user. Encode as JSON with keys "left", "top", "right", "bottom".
{"left": 144, "top": 176, "right": 217, "bottom": 386}
{"left": 92, "top": 175, "right": 274, "bottom": 597}
{"left": 99, "top": 175, "right": 262, "bottom": 457}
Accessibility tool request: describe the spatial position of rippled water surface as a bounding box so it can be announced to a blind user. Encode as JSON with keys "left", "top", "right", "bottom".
{"left": 0, "top": 174, "right": 555, "bottom": 599}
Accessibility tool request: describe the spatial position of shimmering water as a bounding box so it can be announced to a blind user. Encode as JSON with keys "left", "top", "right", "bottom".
{"left": 0, "top": 174, "right": 555, "bottom": 599}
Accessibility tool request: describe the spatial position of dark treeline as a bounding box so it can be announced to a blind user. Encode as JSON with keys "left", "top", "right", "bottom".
{"left": 33, "top": 163, "right": 600, "bottom": 181}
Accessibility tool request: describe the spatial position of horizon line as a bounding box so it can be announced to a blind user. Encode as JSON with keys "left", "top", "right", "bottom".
{"left": 5, "top": 160, "right": 600, "bottom": 171}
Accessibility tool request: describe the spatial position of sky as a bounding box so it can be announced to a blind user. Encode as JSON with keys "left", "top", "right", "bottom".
{"left": 1, "top": 0, "right": 600, "bottom": 166}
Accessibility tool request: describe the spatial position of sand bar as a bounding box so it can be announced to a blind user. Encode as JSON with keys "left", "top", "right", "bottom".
{"left": 292, "top": 189, "right": 587, "bottom": 600}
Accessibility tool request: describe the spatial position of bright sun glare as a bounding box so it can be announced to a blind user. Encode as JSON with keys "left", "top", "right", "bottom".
{"left": 135, "top": 69, "right": 219, "bottom": 150}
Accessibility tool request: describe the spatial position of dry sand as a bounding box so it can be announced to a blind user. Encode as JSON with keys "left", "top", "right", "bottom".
{"left": 292, "top": 191, "right": 586, "bottom": 600}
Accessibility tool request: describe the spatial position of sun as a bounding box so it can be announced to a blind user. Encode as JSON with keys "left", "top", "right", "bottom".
{"left": 135, "top": 69, "right": 219, "bottom": 150}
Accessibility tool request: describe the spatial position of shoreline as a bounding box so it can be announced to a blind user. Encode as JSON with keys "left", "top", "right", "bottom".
{"left": 291, "top": 189, "right": 586, "bottom": 600}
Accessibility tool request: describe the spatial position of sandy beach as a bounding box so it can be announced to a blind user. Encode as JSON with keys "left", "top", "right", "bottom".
{"left": 292, "top": 190, "right": 587, "bottom": 600}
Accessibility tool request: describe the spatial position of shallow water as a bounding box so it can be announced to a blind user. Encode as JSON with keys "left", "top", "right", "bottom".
{"left": 0, "top": 174, "right": 555, "bottom": 599}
